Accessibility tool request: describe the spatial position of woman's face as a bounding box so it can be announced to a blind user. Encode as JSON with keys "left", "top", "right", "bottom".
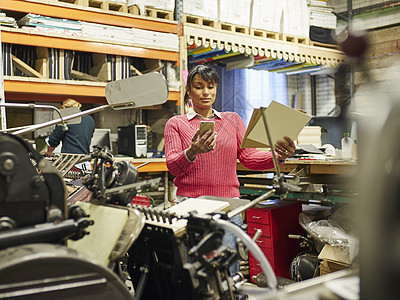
{"left": 188, "top": 74, "right": 217, "bottom": 110}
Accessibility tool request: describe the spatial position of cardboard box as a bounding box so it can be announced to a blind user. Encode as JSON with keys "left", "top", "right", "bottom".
{"left": 250, "top": 0, "right": 282, "bottom": 32}
{"left": 281, "top": 0, "right": 309, "bottom": 38}
{"left": 318, "top": 244, "right": 352, "bottom": 266}
{"left": 318, "top": 259, "right": 348, "bottom": 276}
{"left": 183, "top": 0, "right": 219, "bottom": 20}
{"left": 219, "top": 0, "right": 251, "bottom": 27}
{"left": 127, "top": 0, "right": 174, "bottom": 12}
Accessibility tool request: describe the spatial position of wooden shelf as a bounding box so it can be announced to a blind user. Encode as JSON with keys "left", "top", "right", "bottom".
{"left": 237, "top": 159, "right": 357, "bottom": 175}
{"left": 4, "top": 77, "right": 180, "bottom": 104}
{"left": 1, "top": 28, "right": 178, "bottom": 61}
{"left": 0, "top": 0, "right": 178, "bottom": 34}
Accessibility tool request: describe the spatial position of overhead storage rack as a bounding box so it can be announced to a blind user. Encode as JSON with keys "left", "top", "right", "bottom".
{"left": 183, "top": 23, "right": 346, "bottom": 71}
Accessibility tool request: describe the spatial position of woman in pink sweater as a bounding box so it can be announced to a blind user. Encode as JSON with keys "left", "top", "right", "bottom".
{"left": 164, "top": 64, "right": 295, "bottom": 200}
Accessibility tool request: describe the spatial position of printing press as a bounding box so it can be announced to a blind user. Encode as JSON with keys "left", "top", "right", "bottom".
{"left": 0, "top": 67, "right": 365, "bottom": 299}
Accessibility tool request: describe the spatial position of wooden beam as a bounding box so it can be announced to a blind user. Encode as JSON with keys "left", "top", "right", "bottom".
{"left": 11, "top": 54, "right": 43, "bottom": 78}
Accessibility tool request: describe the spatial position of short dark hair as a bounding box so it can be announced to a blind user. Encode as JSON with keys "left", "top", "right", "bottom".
{"left": 186, "top": 65, "right": 219, "bottom": 91}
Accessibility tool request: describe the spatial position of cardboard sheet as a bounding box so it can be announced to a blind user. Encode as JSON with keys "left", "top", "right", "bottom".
{"left": 241, "top": 101, "right": 312, "bottom": 148}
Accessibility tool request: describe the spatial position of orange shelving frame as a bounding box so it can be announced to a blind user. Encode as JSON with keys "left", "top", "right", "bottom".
{"left": 4, "top": 79, "right": 180, "bottom": 104}
{"left": 0, "top": 0, "right": 178, "bottom": 34}
{"left": 1, "top": 0, "right": 181, "bottom": 106}
{"left": 1, "top": 30, "right": 179, "bottom": 61}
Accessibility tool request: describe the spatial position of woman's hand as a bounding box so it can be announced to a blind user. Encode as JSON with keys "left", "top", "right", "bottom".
{"left": 186, "top": 129, "right": 216, "bottom": 161}
{"left": 274, "top": 136, "right": 296, "bottom": 161}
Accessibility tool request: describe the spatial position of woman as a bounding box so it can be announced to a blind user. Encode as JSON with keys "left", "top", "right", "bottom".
{"left": 164, "top": 64, "right": 296, "bottom": 278}
{"left": 164, "top": 64, "right": 295, "bottom": 200}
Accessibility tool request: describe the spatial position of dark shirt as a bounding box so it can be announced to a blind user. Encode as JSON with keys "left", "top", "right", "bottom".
{"left": 48, "top": 115, "right": 95, "bottom": 154}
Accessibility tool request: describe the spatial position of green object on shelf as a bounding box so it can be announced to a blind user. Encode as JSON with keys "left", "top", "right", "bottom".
{"left": 239, "top": 187, "right": 354, "bottom": 204}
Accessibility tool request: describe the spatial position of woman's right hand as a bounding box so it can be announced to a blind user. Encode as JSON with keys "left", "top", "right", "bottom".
{"left": 186, "top": 129, "right": 216, "bottom": 160}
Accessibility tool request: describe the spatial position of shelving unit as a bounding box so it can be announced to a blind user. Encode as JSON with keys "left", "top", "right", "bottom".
{"left": 0, "top": 0, "right": 178, "bottom": 33}
{"left": 0, "top": 0, "right": 180, "bottom": 104}
{"left": 183, "top": 22, "right": 346, "bottom": 69}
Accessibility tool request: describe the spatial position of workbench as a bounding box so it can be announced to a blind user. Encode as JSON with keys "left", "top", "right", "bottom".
{"left": 238, "top": 159, "right": 357, "bottom": 175}
{"left": 121, "top": 157, "right": 357, "bottom": 205}
{"left": 124, "top": 157, "right": 357, "bottom": 175}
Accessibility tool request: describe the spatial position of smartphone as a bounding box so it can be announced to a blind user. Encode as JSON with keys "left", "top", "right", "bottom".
{"left": 199, "top": 121, "right": 215, "bottom": 136}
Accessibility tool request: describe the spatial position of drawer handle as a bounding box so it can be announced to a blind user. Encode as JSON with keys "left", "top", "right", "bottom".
{"left": 252, "top": 216, "right": 261, "bottom": 219}
{"left": 256, "top": 240, "right": 263, "bottom": 243}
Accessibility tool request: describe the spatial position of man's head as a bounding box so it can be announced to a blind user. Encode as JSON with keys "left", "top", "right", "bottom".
{"left": 61, "top": 99, "right": 82, "bottom": 109}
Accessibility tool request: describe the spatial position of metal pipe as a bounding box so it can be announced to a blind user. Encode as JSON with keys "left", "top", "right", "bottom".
{"left": 0, "top": 103, "right": 68, "bottom": 132}
{"left": 227, "top": 189, "right": 275, "bottom": 219}
{"left": 12, "top": 104, "right": 109, "bottom": 135}
{"left": 311, "top": 75, "right": 317, "bottom": 116}
{"left": 261, "top": 108, "right": 281, "bottom": 178}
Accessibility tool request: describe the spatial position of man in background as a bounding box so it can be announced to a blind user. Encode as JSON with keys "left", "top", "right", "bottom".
{"left": 45, "top": 98, "right": 95, "bottom": 157}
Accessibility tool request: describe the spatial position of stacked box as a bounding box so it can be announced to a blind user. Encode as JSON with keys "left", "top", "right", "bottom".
{"left": 281, "top": 0, "right": 310, "bottom": 38}
{"left": 127, "top": 0, "right": 174, "bottom": 13}
{"left": 250, "top": 0, "right": 282, "bottom": 33}
{"left": 219, "top": 0, "right": 251, "bottom": 27}
{"left": 183, "top": 0, "right": 219, "bottom": 21}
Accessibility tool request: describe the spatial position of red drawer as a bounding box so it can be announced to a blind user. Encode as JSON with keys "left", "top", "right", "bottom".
{"left": 247, "top": 222, "right": 271, "bottom": 237}
{"left": 249, "top": 249, "right": 275, "bottom": 278}
{"left": 249, "top": 234, "right": 273, "bottom": 249}
{"left": 247, "top": 209, "right": 270, "bottom": 225}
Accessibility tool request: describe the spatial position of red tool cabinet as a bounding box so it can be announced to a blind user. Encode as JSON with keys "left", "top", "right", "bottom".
{"left": 246, "top": 201, "right": 303, "bottom": 280}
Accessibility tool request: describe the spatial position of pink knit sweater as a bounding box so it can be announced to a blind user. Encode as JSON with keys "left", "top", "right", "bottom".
{"left": 164, "top": 112, "right": 276, "bottom": 198}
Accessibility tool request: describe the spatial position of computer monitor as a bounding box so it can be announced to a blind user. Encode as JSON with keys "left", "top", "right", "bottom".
{"left": 90, "top": 129, "right": 113, "bottom": 152}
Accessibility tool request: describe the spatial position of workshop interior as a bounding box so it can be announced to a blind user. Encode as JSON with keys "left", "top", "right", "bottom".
{"left": 0, "top": 0, "right": 399, "bottom": 299}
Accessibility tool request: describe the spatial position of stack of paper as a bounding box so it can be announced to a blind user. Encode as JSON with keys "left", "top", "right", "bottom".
{"left": 0, "top": 13, "right": 17, "bottom": 28}
{"left": 308, "top": 0, "right": 337, "bottom": 29}
{"left": 297, "top": 126, "right": 322, "bottom": 147}
{"left": 18, "top": 14, "right": 82, "bottom": 36}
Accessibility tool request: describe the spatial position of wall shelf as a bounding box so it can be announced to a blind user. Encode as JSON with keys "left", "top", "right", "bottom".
{"left": 0, "top": 0, "right": 178, "bottom": 34}
{"left": 1, "top": 28, "right": 179, "bottom": 61}
{"left": 1, "top": 0, "right": 180, "bottom": 106}
{"left": 4, "top": 77, "right": 180, "bottom": 104}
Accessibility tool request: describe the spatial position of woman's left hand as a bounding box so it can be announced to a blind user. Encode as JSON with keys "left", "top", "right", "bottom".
{"left": 275, "top": 136, "right": 296, "bottom": 161}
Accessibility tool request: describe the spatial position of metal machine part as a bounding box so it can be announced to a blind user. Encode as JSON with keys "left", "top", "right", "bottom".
{"left": 0, "top": 244, "right": 134, "bottom": 300}
{"left": 52, "top": 153, "right": 89, "bottom": 178}
{"left": 0, "top": 133, "right": 66, "bottom": 229}
{"left": 127, "top": 198, "right": 279, "bottom": 300}
{"left": 82, "top": 146, "right": 138, "bottom": 206}
{"left": 0, "top": 133, "right": 139, "bottom": 299}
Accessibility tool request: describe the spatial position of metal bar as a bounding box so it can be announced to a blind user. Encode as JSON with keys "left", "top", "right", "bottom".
{"left": 260, "top": 107, "right": 281, "bottom": 178}
{"left": 311, "top": 75, "right": 317, "bottom": 116}
{"left": 0, "top": 103, "right": 67, "bottom": 131}
{"left": 0, "top": 27, "right": 6, "bottom": 130}
{"left": 11, "top": 104, "right": 109, "bottom": 135}
{"left": 227, "top": 189, "right": 275, "bottom": 219}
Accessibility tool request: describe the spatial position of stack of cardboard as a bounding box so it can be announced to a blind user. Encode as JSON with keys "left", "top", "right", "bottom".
{"left": 297, "top": 126, "right": 322, "bottom": 148}
{"left": 317, "top": 244, "right": 352, "bottom": 276}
